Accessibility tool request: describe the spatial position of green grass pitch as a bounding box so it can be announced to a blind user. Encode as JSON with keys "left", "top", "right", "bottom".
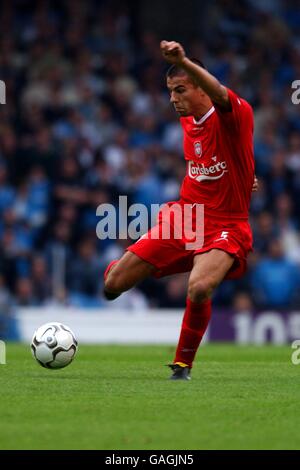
{"left": 0, "top": 343, "right": 299, "bottom": 450}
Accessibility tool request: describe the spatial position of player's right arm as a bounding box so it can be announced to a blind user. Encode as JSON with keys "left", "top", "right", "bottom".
{"left": 160, "top": 40, "right": 231, "bottom": 111}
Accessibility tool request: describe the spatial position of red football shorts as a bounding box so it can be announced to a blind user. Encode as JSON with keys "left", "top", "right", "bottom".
{"left": 126, "top": 200, "right": 253, "bottom": 280}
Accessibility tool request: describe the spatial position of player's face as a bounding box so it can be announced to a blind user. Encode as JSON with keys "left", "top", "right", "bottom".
{"left": 167, "top": 75, "right": 205, "bottom": 116}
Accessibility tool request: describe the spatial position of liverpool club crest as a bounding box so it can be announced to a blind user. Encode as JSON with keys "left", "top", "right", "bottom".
{"left": 194, "top": 141, "right": 202, "bottom": 158}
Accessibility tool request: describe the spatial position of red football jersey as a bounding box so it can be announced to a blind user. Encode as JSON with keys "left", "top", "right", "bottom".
{"left": 179, "top": 88, "right": 254, "bottom": 219}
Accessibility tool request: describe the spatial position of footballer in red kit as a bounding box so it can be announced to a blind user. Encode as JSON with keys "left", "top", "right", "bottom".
{"left": 180, "top": 87, "right": 254, "bottom": 218}
{"left": 103, "top": 40, "right": 256, "bottom": 380}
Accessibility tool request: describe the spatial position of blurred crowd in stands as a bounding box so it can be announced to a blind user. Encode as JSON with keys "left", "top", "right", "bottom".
{"left": 1, "top": 0, "right": 300, "bottom": 318}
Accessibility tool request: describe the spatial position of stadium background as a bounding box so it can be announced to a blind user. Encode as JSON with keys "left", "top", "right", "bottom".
{"left": 1, "top": 0, "right": 300, "bottom": 342}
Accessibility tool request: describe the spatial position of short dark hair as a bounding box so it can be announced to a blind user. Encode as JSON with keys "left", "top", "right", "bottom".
{"left": 166, "top": 58, "right": 206, "bottom": 79}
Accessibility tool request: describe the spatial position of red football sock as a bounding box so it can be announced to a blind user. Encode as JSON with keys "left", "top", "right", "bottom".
{"left": 174, "top": 297, "right": 212, "bottom": 368}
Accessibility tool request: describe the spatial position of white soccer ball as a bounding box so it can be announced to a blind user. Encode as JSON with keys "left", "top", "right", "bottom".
{"left": 31, "top": 322, "right": 78, "bottom": 369}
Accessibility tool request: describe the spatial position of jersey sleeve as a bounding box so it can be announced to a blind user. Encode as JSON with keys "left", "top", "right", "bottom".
{"left": 179, "top": 116, "right": 187, "bottom": 130}
{"left": 213, "top": 87, "right": 253, "bottom": 133}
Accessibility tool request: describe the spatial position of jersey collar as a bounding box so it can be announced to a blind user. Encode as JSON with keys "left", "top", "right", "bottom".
{"left": 193, "top": 106, "right": 215, "bottom": 125}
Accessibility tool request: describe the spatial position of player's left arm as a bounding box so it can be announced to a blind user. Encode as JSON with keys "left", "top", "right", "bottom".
{"left": 160, "top": 40, "right": 231, "bottom": 111}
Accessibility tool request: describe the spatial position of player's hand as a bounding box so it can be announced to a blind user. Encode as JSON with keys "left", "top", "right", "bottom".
{"left": 160, "top": 40, "right": 186, "bottom": 65}
{"left": 252, "top": 175, "right": 258, "bottom": 192}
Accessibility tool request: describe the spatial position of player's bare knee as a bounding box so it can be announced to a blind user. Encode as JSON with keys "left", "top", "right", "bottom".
{"left": 188, "top": 279, "right": 213, "bottom": 303}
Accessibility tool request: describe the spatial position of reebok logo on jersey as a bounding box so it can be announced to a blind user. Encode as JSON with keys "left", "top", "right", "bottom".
{"left": 214, "top": 231, "right": 229, "bottom": 242}
{"left": 188, "top": 159, "right": 228, "bottom": 182}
